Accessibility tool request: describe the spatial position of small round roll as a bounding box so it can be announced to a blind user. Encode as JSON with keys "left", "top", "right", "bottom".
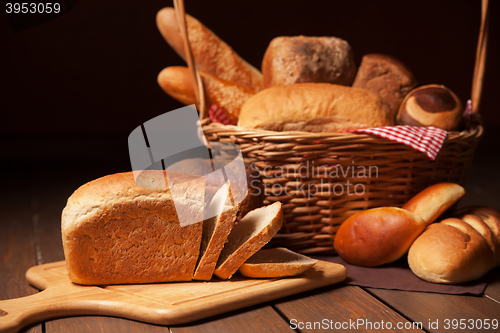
{"left": 334, "top": 207, "right": 426, "bottom": 267}
{"left": 408, "top": 218, "right": 495, "bottom": 284}
{"left": 396, "top": 84, "right": 463, "bottom": 131}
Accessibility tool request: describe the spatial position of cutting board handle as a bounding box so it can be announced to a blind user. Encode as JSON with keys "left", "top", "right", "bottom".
{"left": 0, "top": 287, "right": 74, "bottom": 333}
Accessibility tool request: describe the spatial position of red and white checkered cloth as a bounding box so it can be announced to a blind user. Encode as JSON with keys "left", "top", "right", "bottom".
{"left": 209, "top": 103, "right": 448, "bottom": 160}
{"left": 209, "top": 104, "right": 234, "bottom": 125}
{"left": 352, "top": 126, "right": 447, "bottom": 160}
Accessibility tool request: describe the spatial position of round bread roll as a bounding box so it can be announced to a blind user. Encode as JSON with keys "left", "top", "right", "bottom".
{"left": 396, "top": 84, "right": 463, "bottom": 131}
{"left": 408, "top": 218, "right": 496, "bottom": 284}
{"left": 334, "top": 207, "right": 426, "bottom": 267}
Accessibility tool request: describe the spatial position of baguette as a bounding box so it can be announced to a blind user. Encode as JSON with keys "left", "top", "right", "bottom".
{"left": 238, "top": 83, "right": 393, "bottom": 133}
{"left": 214, "top": 202, "right": 283, "bottom": 279}
{"left": 238, "top": 248, "right": 317, "bottom": 278}
{"left": 158, "top": 66, "right": 255, "bottom": 124}
{"left": 156, "top": 7, "right": 263, "bottom": 92}
{"left": 62, "top": 170, "right": 205, "bottom": 285}
{"left": 408, "top": 207, "right": 500, "bottom": 284}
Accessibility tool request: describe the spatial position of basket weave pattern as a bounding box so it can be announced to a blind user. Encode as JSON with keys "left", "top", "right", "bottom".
{"left": 203, "top": 119, "right": 483, "bottom": 254}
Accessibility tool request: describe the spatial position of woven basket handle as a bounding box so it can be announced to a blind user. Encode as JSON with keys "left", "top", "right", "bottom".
{"left": 174, "top": 0, "right": 489, "bottom": 118}
{"left": 173, "top": 0, "right": 207, "bottom": 120}
{"left": 471, "top": 0, "right": 490, "bottom": 114}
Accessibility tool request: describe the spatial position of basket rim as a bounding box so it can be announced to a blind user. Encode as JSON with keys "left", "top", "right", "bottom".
{"left": 201, "top": 118, "right": 484, "bottom": 143}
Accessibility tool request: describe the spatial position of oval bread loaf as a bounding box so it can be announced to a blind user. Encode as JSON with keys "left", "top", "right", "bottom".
{"left": 237, "top": 83, "right": 394, "bottom": 133}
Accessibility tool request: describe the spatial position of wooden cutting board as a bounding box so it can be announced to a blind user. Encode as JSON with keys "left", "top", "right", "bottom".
{"left": 0, "top": 260, "right": 346, "bottom": 333}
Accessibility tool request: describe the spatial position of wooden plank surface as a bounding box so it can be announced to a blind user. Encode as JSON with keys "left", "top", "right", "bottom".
{"left": 171, "top": 304, "right": 293, "bottom": 333}
{"left": 367, "top": 288, "right": 500, "bottom": 333}
{"left": 274, "top": 285, "right": 425, "bottom": 332}
{"left": 484, "top": 267, "right": 500, "bottom": 303}
{"left": 21, "top": 165, "right": 320, "bottom": 332}
{"left": 28, "top": 165, "right": 172, "bottom": 332}
{"left": 0, "top": 166, "right": 42, "bottom": 333}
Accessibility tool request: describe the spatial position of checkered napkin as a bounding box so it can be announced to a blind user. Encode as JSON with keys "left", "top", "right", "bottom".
{"left": 351, "top": 126, "right": 447, "bottom": 160}
{"left": 209, "top": 104, "right": 234, "bottom": 125}
{"left": 209, "top": 103, "right": 448, "bottom": 160}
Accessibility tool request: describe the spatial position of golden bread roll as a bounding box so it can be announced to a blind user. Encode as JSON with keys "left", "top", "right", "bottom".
{"left": 158, "top": 66, "right": 255, "bottom": 124}
{"left": 408, "top": 211, "right": 500, "bottom": 284}
{"left": 262, "top": 36, "right": 356, "bottom": 88}
{"left": 156, "top": 7, "right": 263, "bottom": 92}
{"left": 402, "top": 183, "right": 465, "bottom": 224}
{"left": 396, "top": 84, "right": 463, "bottom": 131}
{"left": 334, "top": 183, "right": 465, "bottom": 267}
{"left": 334, "top": 207, "right": 426, "bottom": 267}
{"left": 238, "top": 83, "right": 394, "bottom": 133}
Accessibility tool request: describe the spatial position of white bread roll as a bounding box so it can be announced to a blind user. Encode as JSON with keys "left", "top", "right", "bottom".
{"left": 408, "top": 210, "right": 500, "bottom": 284}
{"left": 238, "top": 83, "right": 394, "bottom": 133}
{"left": 334, "top": 207, "right": 426, "bottom": 267}
{"left": 402, "top": 183, "right": 465, "bottom": 224}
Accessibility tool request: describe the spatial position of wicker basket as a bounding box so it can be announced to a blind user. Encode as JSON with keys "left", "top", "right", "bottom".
{"left": 173, "top": 0, "right": 489, "bottom": 254}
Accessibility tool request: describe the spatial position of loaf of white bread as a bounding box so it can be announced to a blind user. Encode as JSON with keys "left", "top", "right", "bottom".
{"left": 238, "top": 83, "right": 394, "bottom": 133}
{"left": 408, "top": 206, "right": 500, "bottom": 284}
{"left": 61, "top": 170, "right": 295, "bottom": 285}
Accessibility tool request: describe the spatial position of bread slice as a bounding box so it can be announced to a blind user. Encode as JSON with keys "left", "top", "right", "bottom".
{"left": 62, "top": 170, "right": 205, "bottom": 285}
{"left": 238, "top": 248, "right": 318, "bottom": 278}
{"left": 193, "top": 182, "right": 238, "bottom": 280}
{"left": 213, "top": 202, "right": 283, "bottom": 279}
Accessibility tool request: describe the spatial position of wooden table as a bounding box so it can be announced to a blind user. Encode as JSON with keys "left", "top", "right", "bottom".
{"left": 1, "top": 134, "right": 500, "bottom": 333}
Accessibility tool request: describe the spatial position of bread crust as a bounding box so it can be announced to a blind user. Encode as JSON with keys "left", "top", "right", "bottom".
{"left": 408, "top": 218, "right": 495, "bottom": 284}
{"left": 352, "top": 54, "right": 417, "bottom": 118}
{"left": 158, "top": 67, "right": 255, "bottom": 124}
{"left": 156, "top": 8, "right": 263, "bottom": 92}
{"left": 334, "top": 207, "right": 426, "bottom": 267}
{"left": 62, "top": 170, "right": 205, "bottom": 285}
{"left": 214, "top": 202, "right": 283, "bottom": 279}
{"left": 238, "top": 83, "right": 393, "bottom": 133}
{"left": 238, "top": 248, "right": 317, "bottom": 278}
{"left": 193, "top": 184, "right": 238, "bottom": 280}
{"left": 402, "top": 183, "right": 465, "bottom": 225}
{"left": 262, "top": 36, "right": 356, "bottom": 88}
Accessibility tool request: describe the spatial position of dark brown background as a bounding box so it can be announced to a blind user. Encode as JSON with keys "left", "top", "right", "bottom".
{"left": 1, "top": 0, "right": 499, "bottom": 173}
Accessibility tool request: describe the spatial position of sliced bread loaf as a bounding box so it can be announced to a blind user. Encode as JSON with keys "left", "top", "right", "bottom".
{"left": 238, "top": 247, "right": 318, "bottom": 278}
{"left": 213, "top": 202, "right": 283, "bottom": 279}
{"left": 62, "top": 170, "right": 205, "bottom": 285}
{"left": 193, "top": 182, "right": 238, "bottom": 280}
